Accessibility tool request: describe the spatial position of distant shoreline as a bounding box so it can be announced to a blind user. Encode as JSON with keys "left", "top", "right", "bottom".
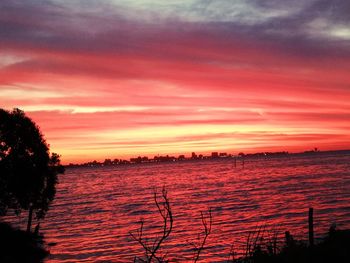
{"left": 65, "top": 149, "right": 350, "bottom": 168}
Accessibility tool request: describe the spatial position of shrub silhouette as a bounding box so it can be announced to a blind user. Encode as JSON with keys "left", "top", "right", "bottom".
{"left": 232, "top": 226, "right": 350, "bottom": 263}
{"left": 0, "top": 222, "right": 48, "bottom": 263}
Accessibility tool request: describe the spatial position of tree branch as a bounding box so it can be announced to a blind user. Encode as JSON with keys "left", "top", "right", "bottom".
{"left": 193, "top": 208, "right": 212, "bottom": 262}
{"left": 130, "top": 187, "right": 173, "bottom": 263}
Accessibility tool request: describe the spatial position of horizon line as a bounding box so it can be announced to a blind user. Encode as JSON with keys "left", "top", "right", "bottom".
{"left": 63, "top": 148, "right": 350, "bottom": 166}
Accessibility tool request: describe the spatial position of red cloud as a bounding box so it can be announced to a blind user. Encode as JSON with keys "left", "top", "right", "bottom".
{"left": 1, "top": 1, "right": 350, "bottom": 163}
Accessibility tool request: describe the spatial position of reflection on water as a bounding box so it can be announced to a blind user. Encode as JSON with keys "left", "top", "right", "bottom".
{"left": 40, "top": 153, "right": 350, "bottom": 262}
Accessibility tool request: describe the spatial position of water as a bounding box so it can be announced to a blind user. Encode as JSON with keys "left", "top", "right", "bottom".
{"left": 27, "top": 152, "right": 350, "bottom": 261}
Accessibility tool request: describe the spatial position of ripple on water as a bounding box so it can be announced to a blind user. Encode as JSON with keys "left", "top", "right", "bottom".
{"left": 37, "top": 153, "right": 350, "bottom": 262}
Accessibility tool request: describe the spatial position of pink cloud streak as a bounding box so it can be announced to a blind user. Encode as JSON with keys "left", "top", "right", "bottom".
{"left": 1, "top": 1, "right": 350, "bottom": 163}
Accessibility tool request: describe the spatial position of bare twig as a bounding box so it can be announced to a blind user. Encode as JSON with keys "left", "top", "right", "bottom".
{"left": 227, "top": 242, "right": 235, "bottom": 262}
{"left": 193, "top": 208, "right": 212, "bottom": 262}
{"left": 130, "top": 187, "right": 173, "bottom": 263}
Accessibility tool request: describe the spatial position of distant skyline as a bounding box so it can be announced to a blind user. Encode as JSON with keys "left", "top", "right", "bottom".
{"left": 1, "top": 0, "right": 350, "bottom": 163}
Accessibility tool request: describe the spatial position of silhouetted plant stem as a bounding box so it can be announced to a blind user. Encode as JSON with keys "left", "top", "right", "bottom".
{"left": 130, "top": 187, "right": 173, "bottom": 262}
{"left": 193, "top": 208, "right": 212, "bottom": 263}
{"left": 227, "top": 242, "right": 236, "bottom": 262}
{"left": 309, "top": 207, "right": 314, "bottom": 247}
{"left": 27, "top": 205, "right": 33, "bottom": 232}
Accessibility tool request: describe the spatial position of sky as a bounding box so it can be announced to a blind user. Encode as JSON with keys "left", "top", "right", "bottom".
{"left": 1, "top": 0, "right": 350, "bottom": 164}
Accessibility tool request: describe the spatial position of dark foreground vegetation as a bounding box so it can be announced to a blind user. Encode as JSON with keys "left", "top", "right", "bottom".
{"left": 0, "top": 222, "right": 48, "bottom": 263}
{"left": 130, "top": 189, "right": 350, "bottom": 263}
{"left": 232, "top": 226, "right": 350, "bottom": 263}
{"left": 1, "top": 109, "right": 64, "bottom": 262}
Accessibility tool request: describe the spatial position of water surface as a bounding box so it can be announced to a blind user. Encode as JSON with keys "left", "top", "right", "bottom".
{"left": 40, "top": 152, "right": 350, "bottom": 262}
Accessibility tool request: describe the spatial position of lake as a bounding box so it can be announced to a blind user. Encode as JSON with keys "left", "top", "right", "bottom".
{"left": 38, "top": 152, "right": 350, "bottom": 262}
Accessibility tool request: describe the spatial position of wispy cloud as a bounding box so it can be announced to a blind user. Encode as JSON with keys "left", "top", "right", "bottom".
{"left": 1, "top": 0, "right": 350, "bottom": 162}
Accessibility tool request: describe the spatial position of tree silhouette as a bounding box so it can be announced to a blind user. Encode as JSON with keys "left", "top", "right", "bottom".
{"left": 0, "top": 108, "right": 64, "bottom": 232}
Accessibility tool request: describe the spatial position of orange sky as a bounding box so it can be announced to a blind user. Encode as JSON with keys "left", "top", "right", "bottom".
{"left": 1, "top": 0, "right": 350, "bottom": 164}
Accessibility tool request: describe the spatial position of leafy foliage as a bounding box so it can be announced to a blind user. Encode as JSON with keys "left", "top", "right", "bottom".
{"left": 0, "top": 108, "right": 64, "bottom": 222}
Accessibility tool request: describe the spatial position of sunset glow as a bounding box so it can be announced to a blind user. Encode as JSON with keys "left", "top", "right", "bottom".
{"left": 1, "top": 0, "right": 350, "bottom": 163}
